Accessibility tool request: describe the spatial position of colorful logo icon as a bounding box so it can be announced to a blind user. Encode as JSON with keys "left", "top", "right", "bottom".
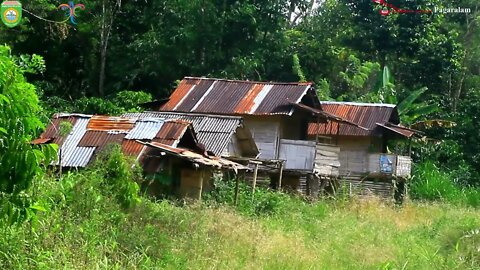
{"left": 1, "top": 1, "right": 22, "bottom": 28}
{"left": 58, "top": 1, "right": 85, "bottom": 25}
{"left": 373, "top": 0, "right": 432, "bottom": 16}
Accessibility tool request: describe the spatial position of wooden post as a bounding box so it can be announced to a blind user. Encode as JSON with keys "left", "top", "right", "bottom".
{"left": 198, "top": 169, "right": 204, "bottom": 201}
{"left": 408, "top": 137, "right": 412, "bottom": 156}
{"left": 306, "top": 174, "right": 311, "bottom": 196}
{"left": 252, "top": 162, "right": 259, "bottom": 195}
{"left": 278, "top": 161, "right": 284, "bottom": 190}
{"left": 392, "top": 178, "right": 397, "bottom": 202}
{"left": 234, "top": 175, "right": 240, "bottom": 205}
{"left": 335, "top": 122, "right": 340, "bottom": 146}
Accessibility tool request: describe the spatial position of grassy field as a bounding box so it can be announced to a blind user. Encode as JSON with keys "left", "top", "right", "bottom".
{"left": 0, "top": 169, "right": 479, "bottom": 270}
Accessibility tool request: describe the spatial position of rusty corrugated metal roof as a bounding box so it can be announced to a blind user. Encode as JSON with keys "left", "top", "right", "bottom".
{"left": 141, "top": 141, "right": 248, "bottom": 170}
{"left": 308, "top": 102, "right": 399, "bottom": 137}
{"left": 122, "top": 111, "right": 255, "bottom": 156}
{"left": 377, "top": 123, "right": 416, "bottom": 138}
{"left": 159, "top": 77, "right": 315, "bottom": 116}
{"left": 78, "top": 131, "right": 126, "bottom": 154}
{"left": 153, "top": 120, "right": 191, "bottom": 147}
{"left": 40, "top": 115, "right": 78, "bottom": 145}
{"left": 37, "top": 114, "right": 202, "bottom": 167}
{"left": 87, "top": 115, "right": 136, "bottom": 131}
{"left": 122, "top": 140, "right": 145, "bottom": 158}
{"left": 31, "top": 138, "right": 53, "bottom": 145}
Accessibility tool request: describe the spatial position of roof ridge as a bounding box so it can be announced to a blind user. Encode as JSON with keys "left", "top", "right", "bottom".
{"left": 184, "top": 76, "right": 313, "bottom": 86}
{"left": 320, "top": 101, "right": 396, "bottom": 107}
{"left": 135, "top": 111, "right": 244, "bottom": 120}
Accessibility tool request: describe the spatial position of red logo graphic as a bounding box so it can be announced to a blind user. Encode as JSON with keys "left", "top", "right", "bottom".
{"left": 373, "top": 0, "right": 432, "bottom": 16}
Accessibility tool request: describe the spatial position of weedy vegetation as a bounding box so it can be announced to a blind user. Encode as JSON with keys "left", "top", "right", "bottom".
{"left": 0, "top": 151, "right": 479, "bottom": 269}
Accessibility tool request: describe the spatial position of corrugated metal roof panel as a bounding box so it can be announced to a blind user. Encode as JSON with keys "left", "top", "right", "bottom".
{"left": 308, "top": 102, "right": 399, "bottom": 137}
{"left": 125, "top": 119, "right": 164, "bottom": 140}
{"left": 78, "top": 131, "right": 126, "bottom": 154}
{"left": 122, "top": 111, "right": 245, "bottom": 156}
{"left": 31, "top": 138, "right": 53, "bottom": 145}
{"left": 377, "top": 123, "right": 415, "bottom": 138}
{"left": 58, "top": 117, "right": 96, "bottom": 167}
{"left": 174, "top": 79, "right": 215, "bottom": 112}
{"left": 159, "top": 77, "right": 314, "bottom": 115}
{"left": 41, "top": 116, "right": 78, "bottom": 145}
{"left": 196, "top": 132, "right": 234, "bottom": 156}
{"left": 141, "top": 142, "right": 248, "bottom": 170}
{"left": 154, "top": 120, "right": 190, "bottom": 146}
{"left": 162, "top": 79, "right": 197, "bottom": 111}
{"left": 87, "top": 115, "right": 136, "bottom": 131}
{"left": 122, "top": 140, "right": 145, "bottom": 158}
{"left": 234, "top": 83, "right": 264, "bottom": 114}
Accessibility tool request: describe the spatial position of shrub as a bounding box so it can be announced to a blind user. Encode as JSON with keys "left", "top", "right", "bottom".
{"left": 92, "top": 144, "right": 142, "bottom": 208}
{"left": 207, "top": 177, "right": 292, "bottom": 216}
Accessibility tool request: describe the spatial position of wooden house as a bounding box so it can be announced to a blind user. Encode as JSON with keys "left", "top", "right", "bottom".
{"left": 149, "top": 77, "right": 354, "bottom": 192}
{"left": 308, "top": 102, "right": 418, "bottom": 199}
{"left": 34, "top": 113, "right": 248, "bottom": 199}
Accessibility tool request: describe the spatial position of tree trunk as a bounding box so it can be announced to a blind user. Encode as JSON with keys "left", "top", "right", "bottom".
{"left": 98, "top": 0, "right": 121, "bottom": 97}
{"left": 452, "top": 4, "right": 478, "bottom": 112}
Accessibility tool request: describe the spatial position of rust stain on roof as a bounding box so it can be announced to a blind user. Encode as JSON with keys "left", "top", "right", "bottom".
{"left": 234, "top": 83, "right": 264, "bottom": 114}
{"left": 160, "top": 77, "right": 315, "bottom": 115}
{"left": 87, "top": 115, "right": 136, "bottom": 131}
{"left": 161, "top": 79, "right": 198, "bottom": 110}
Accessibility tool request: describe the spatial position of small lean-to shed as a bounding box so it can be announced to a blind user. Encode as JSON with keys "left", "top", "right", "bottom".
{"left": 122, "top": 111, "right": 258, "bottom": 159}
{"left": 35, "top": 113, "right": 247, "bottom": 199}
{"left": 308, "top": 102, "right": 419, "bottom": 198}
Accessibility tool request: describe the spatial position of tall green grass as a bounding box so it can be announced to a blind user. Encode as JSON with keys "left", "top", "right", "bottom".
{"left": 0, "top": 167, "right": 479, "bottom": 269}
{"left": 410, "top": 161, "right": 480, "bottom": 207}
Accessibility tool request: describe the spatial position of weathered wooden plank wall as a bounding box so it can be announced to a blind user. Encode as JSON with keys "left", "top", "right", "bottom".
{"left": 244, "top": 118, "right": 280, "bottom": 160}
{"left": 314, "top": 143, "right": 340, "bottom": 176}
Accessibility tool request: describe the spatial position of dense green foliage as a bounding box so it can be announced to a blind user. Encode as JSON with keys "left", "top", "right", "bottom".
{"left": 0, "top": 46, "right": 57, "bottom": 224}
